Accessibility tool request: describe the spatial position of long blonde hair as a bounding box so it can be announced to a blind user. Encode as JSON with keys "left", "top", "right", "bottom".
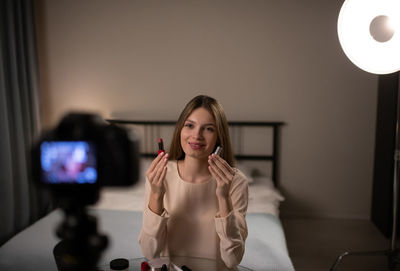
{"left": 169, "top": 95, "right": 235, "bottom": 167}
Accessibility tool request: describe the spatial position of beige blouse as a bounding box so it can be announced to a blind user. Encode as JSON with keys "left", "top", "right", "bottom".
{"left": 138, "top": 160, "right": 249, "bottom": 268}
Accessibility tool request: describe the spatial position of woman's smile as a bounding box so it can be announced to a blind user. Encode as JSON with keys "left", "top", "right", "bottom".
{"left": 188, "top": 142, "right": 206, "bottom": 150}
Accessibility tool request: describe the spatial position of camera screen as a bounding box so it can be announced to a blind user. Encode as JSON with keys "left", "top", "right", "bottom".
{"left": 40, "top": 141, "right": 97, "bottom": 184}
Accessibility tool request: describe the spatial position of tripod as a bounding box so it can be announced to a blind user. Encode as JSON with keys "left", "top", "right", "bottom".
{"left": 53, "top": 201, "right": 108, "bottom": 271}
{"left": 330, "top": 76, "right": 400, "bottom": 271}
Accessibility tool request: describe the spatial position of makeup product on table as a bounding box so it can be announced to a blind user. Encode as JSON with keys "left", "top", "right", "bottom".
{"left": 158, "top": 138, "right": 165, "bottom": 155}
{"left": 109, "top": 258, "right": 129, "bottom": 271}
{"left": 141, "top": 261, "right": 149, "bottom": 271}
{"left": 148, "top": 258, "right": 170, "bottom": 271}
{"left": 170, "top": 263, "right": 183, "bottom": 271}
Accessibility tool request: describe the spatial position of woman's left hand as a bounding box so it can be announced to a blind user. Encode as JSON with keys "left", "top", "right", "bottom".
{"left": 208, "top": 154, "right": 236, "bottom": 199}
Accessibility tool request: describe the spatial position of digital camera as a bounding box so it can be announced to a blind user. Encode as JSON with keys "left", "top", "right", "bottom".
{"left": 31, "top": 112, "right": 140, "bottom": 205}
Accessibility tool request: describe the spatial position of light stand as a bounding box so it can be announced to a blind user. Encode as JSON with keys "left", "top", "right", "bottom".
{"left": 330, "top": 73, "right": 400, "bottom": 270}
{"left": 331, "top": 0, "right": 400, "bottom": 269}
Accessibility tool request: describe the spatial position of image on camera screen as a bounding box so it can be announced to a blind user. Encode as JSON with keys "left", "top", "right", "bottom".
{"left": 40, "top": 141, "right": 97, "bottom": 184}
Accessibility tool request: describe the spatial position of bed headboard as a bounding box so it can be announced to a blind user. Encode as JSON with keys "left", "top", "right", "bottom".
{"left": 107, "top": 119, "right": 284, "bottom": 187}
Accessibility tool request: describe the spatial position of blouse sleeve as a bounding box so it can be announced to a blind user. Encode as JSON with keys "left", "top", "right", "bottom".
{"left": 137, "top": 179, "right": 169, "bottom": 259}
{"left": 214, "top": 169, "right": 249, "bottom": 268}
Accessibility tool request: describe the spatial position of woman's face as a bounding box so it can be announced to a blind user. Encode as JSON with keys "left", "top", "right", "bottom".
{"left": 180, "top": 107, "right": 218, "bottom": 160}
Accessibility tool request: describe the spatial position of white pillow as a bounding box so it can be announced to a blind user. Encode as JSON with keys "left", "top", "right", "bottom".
{"left": 235, "top": 162, "right": 255, "bottom": 184}
{"left": 93, "top": 159, "right": 151, "bottom": 211}
{"left": 247, "top": 177, "right": 284, "bottom": 216}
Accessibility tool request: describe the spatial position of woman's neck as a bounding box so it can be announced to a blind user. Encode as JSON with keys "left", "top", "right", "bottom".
{"left": 178, "top": 156, "right": 211, "bottom": 183}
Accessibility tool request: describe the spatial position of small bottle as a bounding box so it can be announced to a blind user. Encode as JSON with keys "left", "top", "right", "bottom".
{"left": 148, "top": 258, "right": 170, "bottom": 270}
{"left": 110, "top": 258, "right": 129, "bottom": 271}
{"left": 214, "top": 146, "right": 222, "bottom": 156}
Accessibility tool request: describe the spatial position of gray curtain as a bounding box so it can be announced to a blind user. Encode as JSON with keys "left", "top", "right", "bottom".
{"left": 0, "top": 0, "right": 50, "bottom": 246}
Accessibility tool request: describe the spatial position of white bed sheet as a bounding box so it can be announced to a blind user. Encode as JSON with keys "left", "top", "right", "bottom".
{"left": 0, "top": 209, "right": 294, "bottom": 271}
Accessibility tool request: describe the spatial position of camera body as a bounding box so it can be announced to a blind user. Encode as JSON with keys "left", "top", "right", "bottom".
{"left": 32, "top": 112, "right": 140, "bottom": 206}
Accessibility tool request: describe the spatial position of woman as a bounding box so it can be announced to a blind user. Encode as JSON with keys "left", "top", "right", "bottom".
{"left": 138, "top": 95, "right": 248, "bottom": 269}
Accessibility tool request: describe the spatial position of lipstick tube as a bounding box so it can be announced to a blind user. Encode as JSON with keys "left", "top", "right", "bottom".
{"left": 158, "top": 138, "right": 165, "bottom": 155}
{"left": 214, "top": 146, "right": 222, "bottom": 156}
{"left": 141, "top": 261, "right": 149, "bottom": 271}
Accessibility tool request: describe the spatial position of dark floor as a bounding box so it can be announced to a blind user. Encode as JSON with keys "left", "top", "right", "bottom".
{"left": 281, "top": 217, "right": 400, "bottom": 271}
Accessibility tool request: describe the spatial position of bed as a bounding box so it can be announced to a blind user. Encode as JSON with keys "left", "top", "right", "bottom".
{"left": 0, "top": 120, "right": 294, "bottom": 271}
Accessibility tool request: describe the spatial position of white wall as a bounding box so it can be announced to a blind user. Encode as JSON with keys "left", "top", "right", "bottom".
{"left": 35, "top": 0, "right": 378, "bottom": 219}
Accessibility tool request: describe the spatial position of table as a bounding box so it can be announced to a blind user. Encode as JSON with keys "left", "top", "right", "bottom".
{"left": 98, "top": 256, "right": 253, "bottom": 271}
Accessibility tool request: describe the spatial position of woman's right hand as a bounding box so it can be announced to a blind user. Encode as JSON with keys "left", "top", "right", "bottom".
{"left": 146, "top": 152, "right": 169, "bottom": 198}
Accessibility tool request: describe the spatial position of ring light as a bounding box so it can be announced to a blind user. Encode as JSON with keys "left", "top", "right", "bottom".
{"left": 337, "top": 0, "right": 400, "bottom": 74}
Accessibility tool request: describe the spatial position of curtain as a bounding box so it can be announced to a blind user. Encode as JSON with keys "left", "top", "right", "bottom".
{"left": 0, "top": 0, "right": 50, "bottom": 246}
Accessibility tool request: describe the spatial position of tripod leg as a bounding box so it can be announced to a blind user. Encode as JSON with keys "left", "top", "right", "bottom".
{"left": 330, "top": 250, "right": 389, "bottom": 271}
{"left": 388, "top": 249, "right": 400, "bottom": 270}
{"left": 330, "top": 252, "right": 349, "bottom": 271}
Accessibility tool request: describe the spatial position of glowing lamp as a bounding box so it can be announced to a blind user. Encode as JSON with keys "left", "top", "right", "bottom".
{"left": 337, "top": 0, "right": 400, "bottom": 74}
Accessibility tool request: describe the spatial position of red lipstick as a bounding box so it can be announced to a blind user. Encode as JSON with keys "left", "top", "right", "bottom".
{"left": 158, "top": 138, "right": 165, "bottom": 155}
